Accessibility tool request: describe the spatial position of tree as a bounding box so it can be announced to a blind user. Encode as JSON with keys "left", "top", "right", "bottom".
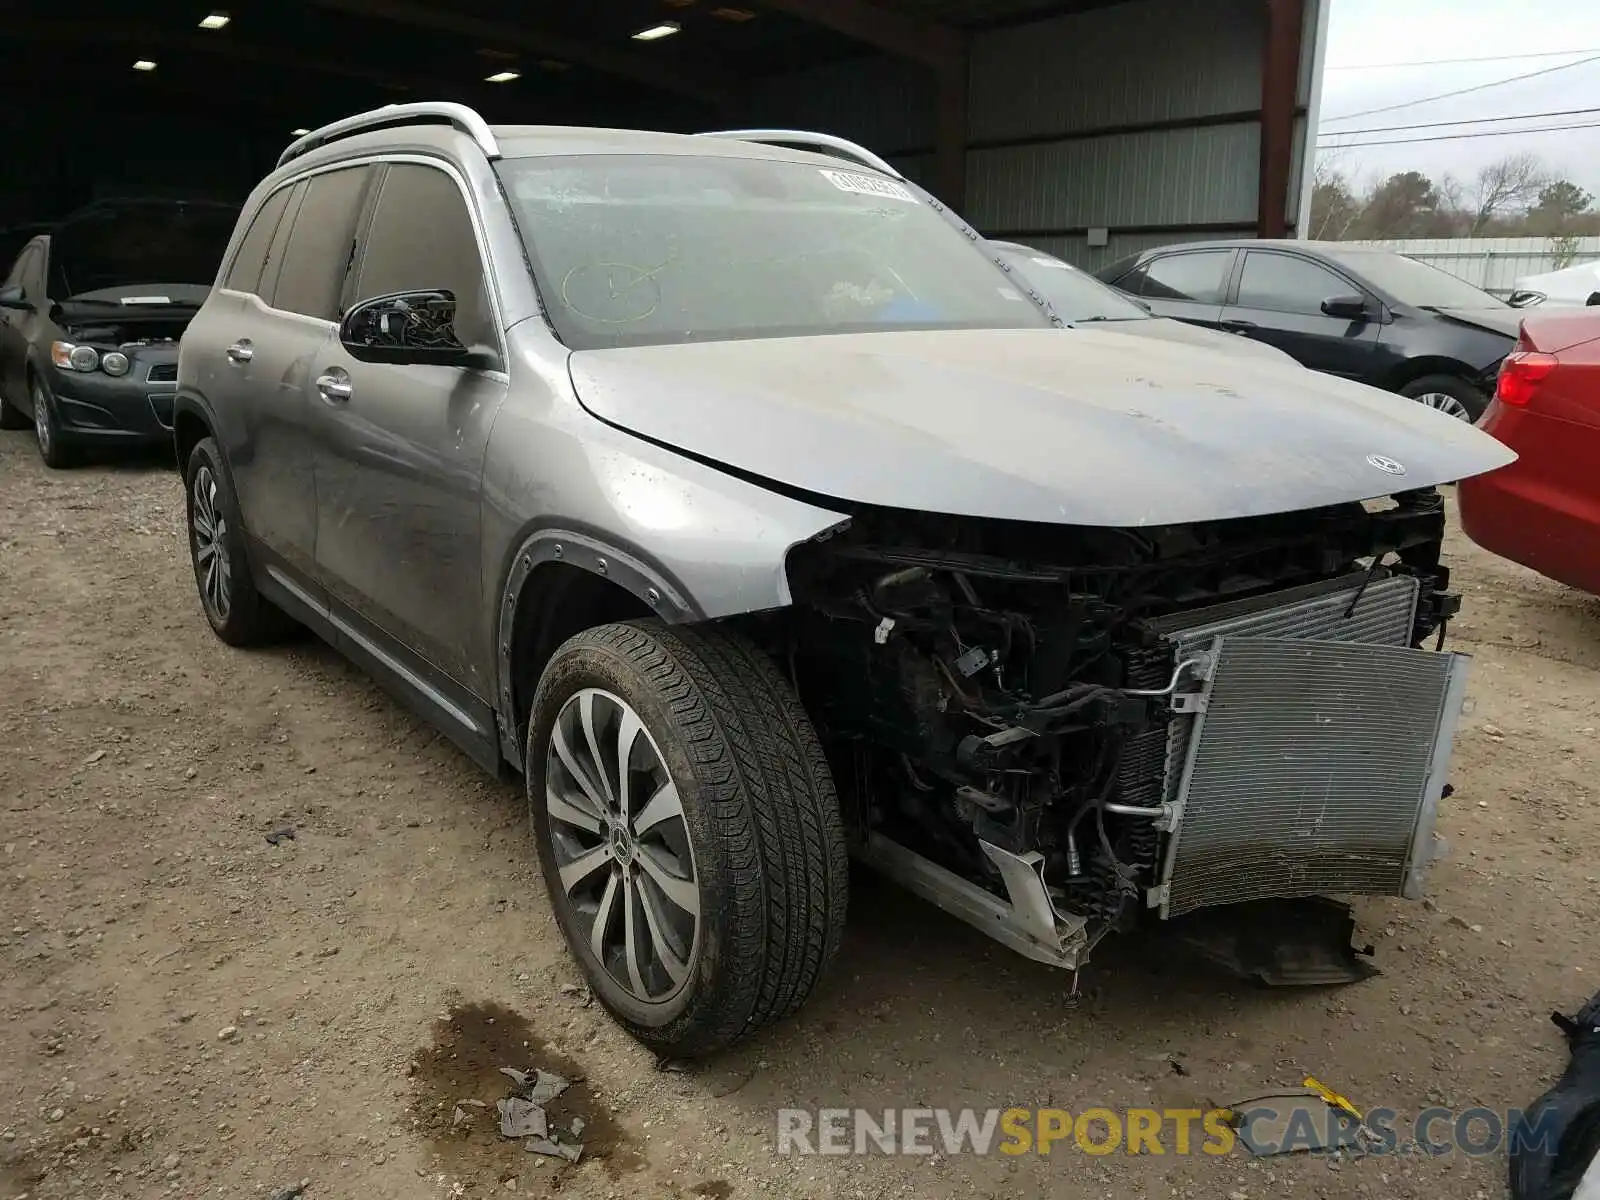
{"left": 1467, "top": 152, "right": 1547, "bottom": 236}
{"left": 1309, "top": 162, "right": 1361, "bottom": 239}
{"left": 1527, "top": 179, "right": 1595, "bottom": 236}
{"left": 1356, "top": 171, "right": 1446, "bottom": 239}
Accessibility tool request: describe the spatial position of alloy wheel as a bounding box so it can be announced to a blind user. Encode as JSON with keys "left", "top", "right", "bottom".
{"left": 1415, "top": 391, "right": 1474, "bottom": 421}
{"left": 544, "top": 687, "right": 700, "bottom": 1005}
{"left": 32, "top": 380, "right": 51, "bottom": 455}
{"left": 190, "top": 465, "right": 233, "bottom": 621}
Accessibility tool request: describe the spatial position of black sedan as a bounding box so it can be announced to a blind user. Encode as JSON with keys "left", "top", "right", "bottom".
{"left": 1096, "top": 240, "right": 1523, "bottom": 421}
{"left": 0, "top": 199, "right": 236, "bottom": 466}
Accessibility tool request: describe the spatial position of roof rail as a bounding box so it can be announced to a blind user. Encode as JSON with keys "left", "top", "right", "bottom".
{"left": 277, "top": 102, "right": 500, "bottom": 169}
{"left": 696, "top": 129, "right": 904, "bottom": 181}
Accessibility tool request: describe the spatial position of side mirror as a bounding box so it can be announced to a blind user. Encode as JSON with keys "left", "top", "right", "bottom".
{"left": 0, "top": 283, "right": 31, "bottom": 311}
{"left": 1320, "top": 293, "right": 1370, "bottom": 321}
{"left": 338, "top": 289, "right": 481, "bottom": 367}
{"left": 1586, "top": 291, "right": 1600, "bottom": 308}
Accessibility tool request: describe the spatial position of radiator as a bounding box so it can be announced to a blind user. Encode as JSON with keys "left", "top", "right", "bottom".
{"left": 1146, "top": 573, "right": 1470, "bottom": 919}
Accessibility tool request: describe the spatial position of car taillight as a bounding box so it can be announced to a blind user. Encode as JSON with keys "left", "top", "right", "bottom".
{"left": 1496, "top": 347, "right": 1559, "bottom": 408}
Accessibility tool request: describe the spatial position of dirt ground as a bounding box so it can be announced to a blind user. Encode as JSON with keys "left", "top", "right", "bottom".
{"left": 1, "top": 430, "right": 1596, "bottom": 1200}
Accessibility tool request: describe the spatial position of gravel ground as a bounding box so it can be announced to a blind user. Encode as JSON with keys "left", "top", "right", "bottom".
{"left": 1, "top": 430, "right": 1596, "bottom": 1200}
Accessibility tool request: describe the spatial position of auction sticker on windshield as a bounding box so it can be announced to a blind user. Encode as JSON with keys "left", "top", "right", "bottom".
{"left": 820, "top": 169, "right": 916, "bottom": 203}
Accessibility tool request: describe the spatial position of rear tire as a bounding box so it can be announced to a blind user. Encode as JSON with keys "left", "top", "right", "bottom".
{"left": 1399, "top": 373, "right": 1486, "bottom": 422}
{"left": 183, "top": 437, "right": 294, "bottom": 645}
{"left": 526, "top": 620, "right": 848, "bottom": 1057}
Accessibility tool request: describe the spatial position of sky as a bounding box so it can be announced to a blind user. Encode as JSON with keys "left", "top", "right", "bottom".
{"left": 1316, "top": 0, "right": 1600, "bottom": 197}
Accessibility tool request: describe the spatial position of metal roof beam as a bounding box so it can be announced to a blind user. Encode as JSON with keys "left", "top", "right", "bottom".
{"left": 296, "top": 0, "right": 735, "bottom": 107}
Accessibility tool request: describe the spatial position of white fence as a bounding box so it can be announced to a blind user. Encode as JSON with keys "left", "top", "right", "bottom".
{"left": 1337, "top": 237, "right": 1600, "bottom": 297}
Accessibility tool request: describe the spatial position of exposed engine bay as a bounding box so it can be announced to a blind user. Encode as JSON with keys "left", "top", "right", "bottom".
{"left": 778, "top": 488, "right": 1466, "bottom": 969}
{"left": 59, "top": 310, "right": 192, "bottom": 349}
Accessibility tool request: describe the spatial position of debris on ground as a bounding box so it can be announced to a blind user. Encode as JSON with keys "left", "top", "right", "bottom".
{"left": 270, "top": 1182, "right": 309, "bottom": 1200}
{"left": 492, "top": 1063, "right": 582, "bottom": 1160}
{"left": 498, "top": 1097, "right": 550, "bottom": 1139}
{"left": 1227, "top": 1079, "right": 1367, "bottom": 1158}
{"left": 526, "top": 1135, "right": 583, "bottom": 1163}
{"left": 265, "top": 827, "right": 296, "bottom": 846}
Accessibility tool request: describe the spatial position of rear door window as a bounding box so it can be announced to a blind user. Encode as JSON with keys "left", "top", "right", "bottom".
{"left": 1125, "top": 251, "right": 1233, "bottom": 303}
{"left": 225, "top": 186, "right": 294, "bottom": 297}
{"left": 1236, "top": 252, "right": 1353, "bottom": 315}
{"left": 271, "top": 166, "right": 371, "bottom": 320}
{"left": 352, "top": 163, "right": 494, "bottom": 349}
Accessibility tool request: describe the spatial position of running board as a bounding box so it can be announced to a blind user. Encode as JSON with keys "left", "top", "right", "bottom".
{"left": 858, "top": 833, "right": 1088, "bottom": 969}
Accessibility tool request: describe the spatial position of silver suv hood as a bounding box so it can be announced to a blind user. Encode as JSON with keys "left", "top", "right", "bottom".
{"left": 568, "top": 328, "right": 1514, "bottom": 527}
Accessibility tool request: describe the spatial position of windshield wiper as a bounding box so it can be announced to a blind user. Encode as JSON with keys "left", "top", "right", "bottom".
{"left": 1072, "top": 315, "right": 1142, "bottom": 324}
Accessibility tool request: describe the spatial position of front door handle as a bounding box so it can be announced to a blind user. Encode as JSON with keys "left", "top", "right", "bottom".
{"left": 225, "top": 339, "right": 254, "bottom": 363}
{"left": 315, "top": 370, "right": 352, "bottom": 403}
{"left": 1218, "top": 319, "right": 1257, "bottom": 333}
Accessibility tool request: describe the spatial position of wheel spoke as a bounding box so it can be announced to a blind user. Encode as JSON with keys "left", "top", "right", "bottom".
{"left": 614, "top": 708, "right": 643, "bottom": 820}
{"left": 589, "top": 868, "right": 620, "bottom": 963}
{"left": 558, "top": 841, "right": 613, "bottom": 896}
{"left": 636, "top": 845, "right": 699, "bottom": 918}
{"left": 195, "top": 540, "right": 216, "bottom": 565}
{"left": 193, "top": 509, "right": 214, "bottom": 540}
{"left": 546, "top": 783, "right": 604, "bottom": 835}
{"left": 579, "top": 691, "right": 616, "bottom": 809}
{"left": 637, "top": 876, "right": 690, "bottom": 986}
{"left": 632, "top": 780, "right": 682, "bottom": 837}
{"left": 551, "top": 723, "right": 608, "bottom": 814}
{"left": 621, "top": 872, "right": 648, "bottom": 996}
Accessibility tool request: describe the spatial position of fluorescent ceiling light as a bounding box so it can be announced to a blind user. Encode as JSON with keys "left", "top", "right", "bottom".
{"left": 291, "top": 127, "right": 311, "bottom": 136}
{"left": 632, "top": 21, "right": 681, "bottom": 40}
{"left": 132, "top": 59, "right": 157, "bottom": 71}
{"left": 198, "top": 12, "right": 230, "bottom": 29}
{"left": 485, "top": 70, "right": 520, "bottom": 83}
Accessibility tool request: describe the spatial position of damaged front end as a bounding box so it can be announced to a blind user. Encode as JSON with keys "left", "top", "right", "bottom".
{"left": 778, "top": 488, "right": 1468, "bottom": 974}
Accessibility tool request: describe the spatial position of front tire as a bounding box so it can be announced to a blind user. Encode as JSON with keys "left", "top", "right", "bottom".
{"left": 30, "top": 374, "right": 77, "bottom": 468}
{"left": 1399, "top": 373, "right": 1486, "bottom": 422}
{"left": 527, "top": 621, "right": 848, "bottom": 1057}
{"left": 184, "top": 437, "right": 293, "bottom": 645}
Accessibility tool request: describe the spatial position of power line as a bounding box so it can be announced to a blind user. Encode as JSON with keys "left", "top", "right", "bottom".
{"left": 1321, "top": 55, "right": 1600, "bottom": 123}
{"left": 1328, "top": 48, "right": 1600, "bottom": 71}
{"left": 1318, "top": 119, "right": 1600, "bottom": 150}
{"left": 1318, "top": 106, "right": 1600, "bottom": 139}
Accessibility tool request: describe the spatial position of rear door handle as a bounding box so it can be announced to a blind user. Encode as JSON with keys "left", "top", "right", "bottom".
{"left": 225, "top": 339, "right": 254, "bottom": 363}
{"left": 315, "top": 371, "right": 352, "bottom": 403}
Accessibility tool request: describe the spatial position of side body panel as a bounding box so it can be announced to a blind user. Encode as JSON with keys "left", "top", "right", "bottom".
{"left": 1460, "top": 329, "right": 1600, "bottom": 595}
{"left": 1219, "top": 248, "right": 1383, "bottom": 379}
{"left": 480, "top": 320, "right": 851, "bottom": 766}
{"left": 0, "top": 240, "right": 48, "bottom": 403}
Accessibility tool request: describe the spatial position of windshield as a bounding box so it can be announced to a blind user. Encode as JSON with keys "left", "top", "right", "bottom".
{"left": 989, "top": 243, "right": 1149, "bottom": 322}
{"left": 494, "top": 154, "right": 1048, "bottom": 349}
{"left": 1326, "top": 249, "right": 1509, "bottom": 310}
{"left": 48, "top": 201, "right": 238, "bottom": 300}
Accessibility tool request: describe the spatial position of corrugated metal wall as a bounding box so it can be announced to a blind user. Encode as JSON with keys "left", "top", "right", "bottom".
{"left": 746, "top": 0, "right": 1324, "bottom": 271}
{"left": 745, "top": 54, "right": 936, "bottom": 155}
{"left": 1339, "top": 237, "right": 1600, "bottom": 296}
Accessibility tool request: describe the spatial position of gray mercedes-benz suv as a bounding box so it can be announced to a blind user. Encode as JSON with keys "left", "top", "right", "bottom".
{"left": 177, "top": 102, "right": 1512, "bottom": 1056}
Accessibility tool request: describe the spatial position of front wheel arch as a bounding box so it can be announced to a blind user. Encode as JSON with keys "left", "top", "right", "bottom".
{"left": 497, "top": 531, "right": 700, "bottom": 766}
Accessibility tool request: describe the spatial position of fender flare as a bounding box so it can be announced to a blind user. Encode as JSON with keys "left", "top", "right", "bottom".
{"left": 492, "top": 527, "right": 702, "bottom": 761}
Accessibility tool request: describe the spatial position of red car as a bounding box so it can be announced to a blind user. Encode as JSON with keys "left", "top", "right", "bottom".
{"left": 1459, "top": 309, "right": 1600, "bottom": 595}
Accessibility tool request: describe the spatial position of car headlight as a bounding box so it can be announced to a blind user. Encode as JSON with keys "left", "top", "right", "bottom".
{"left": 101, "top": 351, "right": 131, "bottom": 376}
{"left": 51, "top": 342, "right": 100, "bottom": 372}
